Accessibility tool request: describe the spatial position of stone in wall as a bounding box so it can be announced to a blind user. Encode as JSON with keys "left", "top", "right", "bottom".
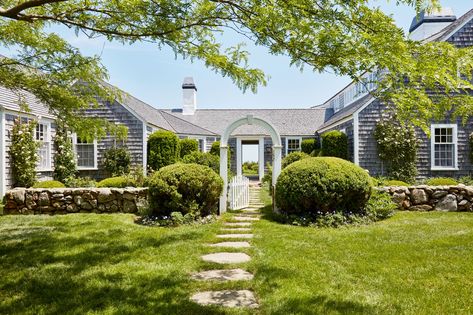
{"left": 3, "top": 188, "right": 149, "bottom": 215}
{"left": 378, "top": 185, "right": 473, "bottom": 212}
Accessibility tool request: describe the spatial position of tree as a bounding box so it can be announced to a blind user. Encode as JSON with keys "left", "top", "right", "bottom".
{"left": 2, "top": 0, "right": 473, "bottom": 134}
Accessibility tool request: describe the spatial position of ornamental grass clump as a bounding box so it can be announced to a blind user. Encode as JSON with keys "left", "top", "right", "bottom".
{"left": 276, "top": 157, "right": 372, "bottom": 215}
{"left": 148, "top": 163, "right": 223, "bottom": 218}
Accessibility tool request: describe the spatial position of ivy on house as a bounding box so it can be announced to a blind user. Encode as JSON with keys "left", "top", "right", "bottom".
{"left": 374, "top": 117, "right": 419, "bottom": 183}
{"left": 10, "top": 118, "right": 39, "bottom": 187}
{"left": 53, "top": 120, "right": 77, "bottom": 183}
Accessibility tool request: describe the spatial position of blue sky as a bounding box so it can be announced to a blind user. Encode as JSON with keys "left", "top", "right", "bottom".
{"left": 54, "top": 1, "right": 471, "bottom": 111}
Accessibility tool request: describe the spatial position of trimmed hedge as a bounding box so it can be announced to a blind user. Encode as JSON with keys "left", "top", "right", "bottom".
{"left": 383, "top": 180, "right": 409, "bottom": 187}
{"left": 97, "top": 176, "right": 136, "bottom": 188}
{"left": 425, "top": 177, "right": 458, "bottom": 186}
{"left": 148, "top": 163, "right": 223, "bottom": 217}
{"left": 179, "top": 138, "right": 199, "bottom": 158}
{"left": 210, "top": 141, "right": 220, "bottom": 156}
{"left": 182, "top": 151, "right": 220, "bottom": 173}
{"left": 147, "top": 130, "right": 180, "bottom": 171}
{"left": 282, "top": 151, "right": 310, "bottom": 169}
{"left": 321, "top": 130, "right": 348, "bottom": 159}
{"left": 301, "top": 139, "right": 317, "bottom": 155}
{"left": 276, "top": 157, "right": 372, "bottom": 214}
{"left": 32, "top": 180, "right": 66, "bottom": 188}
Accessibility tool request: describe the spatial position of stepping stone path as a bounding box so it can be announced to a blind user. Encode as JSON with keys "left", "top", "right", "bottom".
{"left": 191, "top": 183, "right": 264, "bottom": 309}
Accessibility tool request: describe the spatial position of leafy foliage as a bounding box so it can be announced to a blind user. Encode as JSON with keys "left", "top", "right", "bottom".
{"left": 242, "top": 161, "right": 258, "bottom": 175}
{"left": 282, "top": 151, "right": 310, "bottom": 169}
{"left": 210, "top": 141, "right": 220, "bottom": 156}
{"left": 469, "top": 133, "right": 473, "bottom": 164}
{"left": 182, "top": 151, "right": 220, "bottom": 174}
{"left": 301, "top": 139, "right": 317, "bottom": 155}
{"left": 425, "top": 177, "right": 458, "bottom": 186}
{"left": 374, "top": 117, "right": 419, "bottom": 183}
{"left": 9, "top": 119, "right": 39, "bottom": 187}
{"left": 179, "top": 138, "right": 199, "bottom": 159}
{"left": 147, "top": 130, "right": 179, "bottom": 171}
{"left": 383, "top": 180, "right": 410, "bottom": 187}
{"left": 321, "top": 131, "right": 348, "bottom": 159}
{"left": 276, "top": 157, "right": 372, "bottom": 215}
{"left": 97, "top": 176, "right": 136, "bottom": 188}
{"left": 32, "top": 180, "right": 66, "bottom": 188}
{"left": 102, "top": 146, "right": 131, "bottom": 176}
{"left": 459, "top": 176, "right": 473, "bottom": 186}
{"left": 64, "top": 176, "right": 97, "bottom": 188}
{"left": 53, "top": 120, "right": 77, "bottom": 183}
{"left": 147, "top": 163, "right": 223, "bottom": 217}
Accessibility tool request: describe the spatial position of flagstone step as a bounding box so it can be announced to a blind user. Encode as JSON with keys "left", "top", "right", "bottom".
{"left": 217, "top": 234, "right": 254, "bottom": 239}
{"left": 191, "top": 290, "right": 258, "bottom": 308}
{"left": 233, "top": 216, "right": 260, "bottom": 221}
{"left": 209, "top": 241, "right": 251, "bottom": 248}
{"left": 191, "top": 269, "right": 254, "bottom": 281}
{"left": 221, "top": 228, "right": 252, "bottom": 232}
{"left": 201, "top": 252, "right": 251, "bottom": 264}
{"left": 224, "top": 222, "right": 252, "bottom": 227}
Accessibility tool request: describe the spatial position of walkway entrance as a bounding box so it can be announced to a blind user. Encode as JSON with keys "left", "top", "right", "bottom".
{"left": 237, "top": 138, "right": 265, "bottom": 181}
{"left": 219, "top": 115, "right": 282, "bottom": 213}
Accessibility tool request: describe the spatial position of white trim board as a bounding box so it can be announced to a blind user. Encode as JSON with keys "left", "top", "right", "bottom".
{"left": 430, "top": 123, "right": 459, "bottom": 171}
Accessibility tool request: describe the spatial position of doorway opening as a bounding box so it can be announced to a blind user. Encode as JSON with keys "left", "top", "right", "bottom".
{"left": 241, "top": 140, "right": 259, "bottom": 181}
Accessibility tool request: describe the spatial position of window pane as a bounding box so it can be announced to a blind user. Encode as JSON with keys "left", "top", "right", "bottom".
{"left": 76, "top": 138, "right": 95, "bottom": 168}
{"left": 37, "top": 142, "right": 50, "bottom": 169}
{"left": 287, "top": 139, "right": 300, "bottom": 153}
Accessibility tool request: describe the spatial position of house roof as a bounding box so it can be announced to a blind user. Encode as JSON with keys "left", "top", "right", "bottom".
{"left": 317, "top": 94, "right": 374, "bottom": 131}
{"left": 0, "top": 85, "right": 54, "bottom": 119}
{"left": 163, "top": 108, "right": 331, "bottom": 136}
{"left": 409, "top": 8, "right": 456, "bottom": 33}
{"left": 424, "top": 8, "right": 473, "bottom": 42}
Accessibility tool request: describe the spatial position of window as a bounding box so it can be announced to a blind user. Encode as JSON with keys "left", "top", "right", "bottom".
{"left": 74, "top": 136, "right": 97, "bottom": 169}
{"left": 431, "top": 124, "right": 458, "bottom": 170}
{"left": 36, "top": 123, "right": 51, "bottom": 170}
{"left": 286, "top": 137, "right": 301, "bottom": 154}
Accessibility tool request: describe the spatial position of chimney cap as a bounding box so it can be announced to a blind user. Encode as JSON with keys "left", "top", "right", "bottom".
{"left": 409, "top": 7, "right": 456, "bottom": 33}
{"left": 182, "top": 77, "right": 197, "bottom": 91}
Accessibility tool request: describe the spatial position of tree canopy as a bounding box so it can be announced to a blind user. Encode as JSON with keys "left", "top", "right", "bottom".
{"left": 1, "top": 0, "right": 472, "bottom": 134}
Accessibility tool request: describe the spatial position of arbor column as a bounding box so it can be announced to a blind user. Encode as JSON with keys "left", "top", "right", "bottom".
{"left": 272, "top": 145, "right": 282, "bottom": 208}
{"left": 236, "top": 138, "right": 242, "bottom": 176}
{"left": 258, "top": 137, "right": 264, "bottom": 181}
{"left": 219, "top": 145, "right": 229, "bottom": 214}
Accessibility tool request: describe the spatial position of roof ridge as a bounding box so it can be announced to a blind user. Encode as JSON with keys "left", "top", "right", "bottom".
{"left": 160, "top": 110, "right": 217, "bottom": 135}
{"left": 164, "top": 108, "right": 326, "bottom": 111}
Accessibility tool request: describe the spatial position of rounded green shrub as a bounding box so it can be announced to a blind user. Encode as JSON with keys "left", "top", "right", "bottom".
{"left": 33, "top": 180, "right": 66, "bottom": 188}
{"left": 147, "top": 130, "right": 180, "bottom": 171}
{"left": 301, "top": 139, "right": 317, "bottom": 155}
{"left": 383, "top": 180, "right": 409, "bottom": 187}
{"left": 210, "top": 141, "right": 220, "bottom": 156}
{"left": 97, "top": 176, "right": 136, "bottom": 188}
{"left": 182, "top": 151, "right": 220, "bottom": 173}
{"left": 148, "top": 163, "right": 223, "bottom": 217}
{"left": 65, "top": 176, "right": 97, "bottom": 188}
{"left": 282, "top": 151, "right": 310, "bottom": 169}
{"left": 276, "top": 157, "right": 372, "bottom": 214}
{"left": 321, "top": 130, "right": 348, "bottom": 159}
{"left": 425, "top": 177, "right": 458, "bottom": 186}
{"left": 103, "top": 146, "right": 131, "bottom": 176}
{"left": 179, "top": 138, "right": 199, "bottom": 158}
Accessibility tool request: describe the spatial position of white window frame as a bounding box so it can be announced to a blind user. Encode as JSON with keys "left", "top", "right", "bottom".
{"left": 72, "top": 134, "right": 98, "bottom": 170}
{"left": 35, "top": 121, "right": 52, "bottom": 171}
{"left": 431, "top": 124, "right": 458, "bottom": 171}
{"left": 285, "top": 137, "right": 302, "bottom": 155}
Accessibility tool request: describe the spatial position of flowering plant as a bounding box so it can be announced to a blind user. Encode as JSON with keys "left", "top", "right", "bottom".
{"left": 10, "top": 118, "right": 39, "bottom": 187}
{"left": 53, "top": 120, "right": 77, "bottom": 182}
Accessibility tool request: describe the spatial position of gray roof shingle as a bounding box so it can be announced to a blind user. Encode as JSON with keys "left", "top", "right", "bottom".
{"left": 0, "top": 85, "right": 54, "bottom": 119}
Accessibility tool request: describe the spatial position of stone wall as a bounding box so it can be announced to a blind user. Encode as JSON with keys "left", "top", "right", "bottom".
{"left": 379, "top": 185, "right": 473, "bottom": 212}
{"left": 3, "top": 188, "right": 148, "bottom": 215}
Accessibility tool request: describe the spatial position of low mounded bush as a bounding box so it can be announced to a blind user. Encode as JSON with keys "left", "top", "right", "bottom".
{"left": 425, "top": 177, "right": 458, "bottom": 186}
{"left": 97, "top": 176, "right": 136, "bottom": 188}
{"left": 321, "top": 130, "right": 348, "bottom": 159}
{"left": 179, "top": 138, "right": 199, "bottom": 158}
{"left": 282, "top": 151, "right": 310, "bottom": 169}
{"left": 65, "top": 176, "right": 97, "bottom": 188}
{"left": 383, "top": 180, "right": 409, "bottom": 187}
{"left": 148, "top": 163, "right": 223, "bottom": 217}
{"left": 182, "top": 151, "right": 220, "bottom": 173}
{"left": 301, "top": 139, "right": 317, "bottom": 155}
{"left": 276, "top": 157, "right": 372, "bottom": 214}
{"left": 32, "top": 180, "right": 66, "bottom": 188}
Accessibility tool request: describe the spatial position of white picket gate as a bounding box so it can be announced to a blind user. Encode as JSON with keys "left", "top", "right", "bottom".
{"left": 228, "top": 175, "right": 250, "bottom": 210}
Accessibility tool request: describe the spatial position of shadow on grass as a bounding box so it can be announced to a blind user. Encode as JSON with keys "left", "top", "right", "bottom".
{"left": 0, "top": 223, "right": 226, "bottom": 314}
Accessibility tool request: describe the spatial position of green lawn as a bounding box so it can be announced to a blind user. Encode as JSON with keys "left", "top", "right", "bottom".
{"left": 1, "top": 209, "right": 473, "bottom": 314}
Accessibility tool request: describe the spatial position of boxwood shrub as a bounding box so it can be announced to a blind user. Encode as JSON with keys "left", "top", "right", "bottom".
{"left": 301, "top": 139, "right": 317, "bottom": 155}
{"left": 32, "top": 180, "right": 66, "bottom": 188}
{"left": 97, "top": 176, "right": 136, "bottom": 188}
{"left": 182, "top": 151, "right": 220, "bottom": 173}
{"left": 276, "top": 157, "right": 372, "bottom": 214}
{"left": 179, "top": 138, "right": 199, "bottom": 158}
{"left": 321, "top": 130, "right": 348, "bottom": 159}
{"left": 425, "top": 177, "right": 458, "bottom": 186}
{"left": 282, "top": 151, "right": 310, "bottom": 169}
{"left": 147, "top": 130, "right": 180, "bottom": 171}
{"left": 148, "top": 163, "right": 223, "bottom": 217}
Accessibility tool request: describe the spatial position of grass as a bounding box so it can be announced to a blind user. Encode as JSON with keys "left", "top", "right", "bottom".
{"left": 1, "top": 194, "right": 473, "bottom": 314}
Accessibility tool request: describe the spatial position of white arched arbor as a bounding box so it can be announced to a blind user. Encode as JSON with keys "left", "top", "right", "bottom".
{"left": 219, "top": 115, "right": 282, "bottom": 213}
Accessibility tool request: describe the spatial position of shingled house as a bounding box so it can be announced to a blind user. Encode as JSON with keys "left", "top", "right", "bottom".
{"left": 315, "top": 7, "right": 473, "bottom": 178}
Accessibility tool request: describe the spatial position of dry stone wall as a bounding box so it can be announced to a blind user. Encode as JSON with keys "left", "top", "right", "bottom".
{"left": 3, "top": 188, "right": 148, "bottom": 215}
{"left": 379, "top": 185, "right": 473, "bottom": 212}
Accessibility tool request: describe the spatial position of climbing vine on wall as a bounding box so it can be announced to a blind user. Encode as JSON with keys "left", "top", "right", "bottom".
{"left": 53, "top": 120, "right": 77, "bottom": 182}
{"left": 374, "top": 117, "right": 419, "bottom": 183}
{"left": 10, "top": 118, "right": 39, "bottom": 187}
